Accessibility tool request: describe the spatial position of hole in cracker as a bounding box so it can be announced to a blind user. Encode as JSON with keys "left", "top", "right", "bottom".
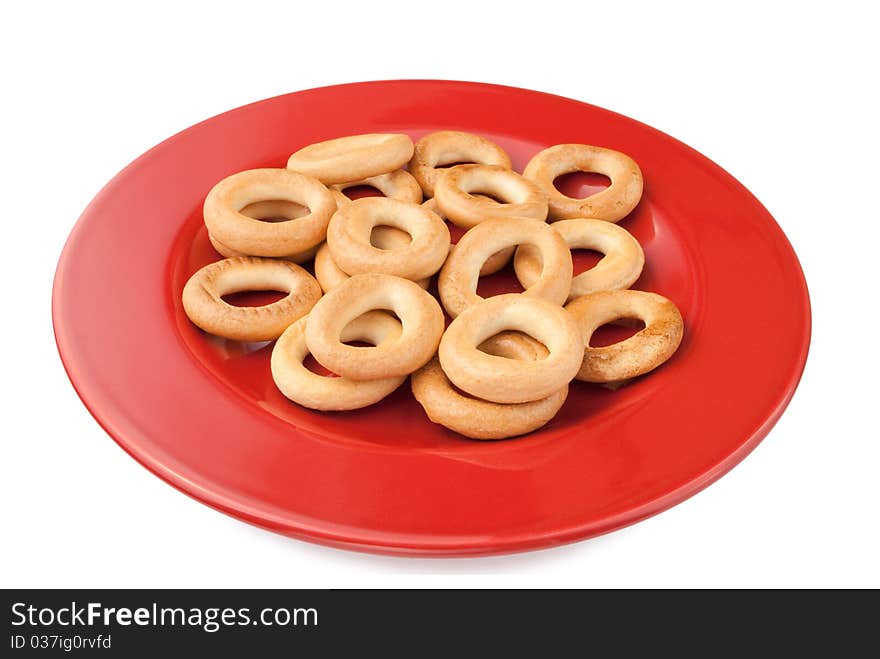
{"left": 337, "top": 311, "right": 402, "bottom": 349}
{"left": 467, "top": 190, "right": 508, "bottom": 204}
{"left": 370, "top": 224, "right": 413, "bottom": 249}
{"left": 240, "top": 200, "right": 308, "bottom": 223}
{"left": 342, "top": 185, "right": 384, "bottom": 201}
{"left": 381, "top": 310, "right": 404, "bottom": 326}
{"left": 302, "top": 354, "right": 339, "bottom": 377}
{"left": 221, "top": 290, "right": 287, "bottom": 307}
{"left": 340, "top": 339, "right": 376, "bottom": 349}
{"left": 553, "top": 171, "right": 611, "bottom": 199}
{"left": 446, "top": 221, "right": 467, "bottom": 244}
{"left": 571, "top": 248, "right": 606, "bottom": 275}
{"left": 478, "top": 332, "right": 549, "bottom": 359}
{"left": 476, "top": 264, "right": 524, "bottom": 298}
{"left": 449, "top": 380, "right": 482, "bottom": 399}
{"left": 434, "top": 161, "right": 473, "bottom": 169}
{"left": 589, "top": 317, "right": 645, "bottom": 347}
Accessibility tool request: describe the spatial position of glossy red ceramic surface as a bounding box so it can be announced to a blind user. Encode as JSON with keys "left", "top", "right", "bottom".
{"left": 52, "top": 81, "right": 810, "bottom": 556}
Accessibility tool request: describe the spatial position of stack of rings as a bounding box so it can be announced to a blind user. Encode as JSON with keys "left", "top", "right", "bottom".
{"left": 412, "top": 332, "right": 568, "bottom": 440}
{"left": 409, "top": 130, "right": 512, "bottom": 197}
{"left": 421, "top": 198, "right": 514, "bottom": 276}
{"left": 314, "top": 227, "right": 431, "bottom": 293}
{"left": 438, "top": 295, "right": 583, "bottom": 404}
{"left": 272, "top": 311, "right": 406, "bottom": 411}
{"left": 327, "top": 197, "right": 450, "bottom": 281}
{"left": 181, "top": 130, "right": 685, "bottom": 438}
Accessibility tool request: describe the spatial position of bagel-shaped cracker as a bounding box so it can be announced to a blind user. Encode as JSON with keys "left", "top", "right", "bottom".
{"left": 409, "top": 131, "right": 512, "bottom": 197}
{"left": 305, "top": 273, "right": 445, "bottom": 380}
{"left": 439, "top": 294, "right": 583, "bottom": 404}
{"left": 313, "top": 228, "right": 431, "bottom": 293}
{"left": 523, "top": 144, "right": 643, "bottom": 222}
{"left": 208, "top": 199, "right": 319, "bottom": 262}
{"left": 434, "top": 164, "right": 548, "bottom": 229}
{"left": 438, "top": 217, "right": 572, "bottom": 318}
{"left": 203, "top": 168, "right": 335, "bottom": 257}
{"left": 565, "top": 290, "right": 683, "bottom": 382}
{"left": 327, "top": 197, "right": 450, "bottom": 281}
{"left": 287, "top": 133, "right": 414, "bottom": 185}
{"left": 182, "top": 256, "right": 321, "bottom": 341}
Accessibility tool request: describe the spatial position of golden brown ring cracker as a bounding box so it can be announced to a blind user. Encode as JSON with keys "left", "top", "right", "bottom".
{"left": 203, "top": 168, "right": 335, "bottom": 257}
{"left": 565, "top": 290, "right": 683, "bottom": 382}
{"left": 434, "top": 164, "right": 548, "bottom": 229}
{"left": 409, "top": 130, "right": 512, "bottom": 197}
{"left": 438, "top": 294, "right": 583, "bottom": 404}
{"left": 523, "top": 144, "right": 643, "bottom": 222}
{"left": 305, "top": 273, "right": 445, "bottom": 380}
{"left": 182, "top": 256, "right": 321, "bottom": 341}
{"left": 272, "top": 312, "right": 406, "bottom": 411}
{"left": 287, "top": 133, "right": 414, "bottom": 184}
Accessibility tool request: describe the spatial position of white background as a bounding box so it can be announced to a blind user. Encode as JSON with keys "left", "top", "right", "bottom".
{"left": 2, "top": 1, "right": 877, "bottom": 588}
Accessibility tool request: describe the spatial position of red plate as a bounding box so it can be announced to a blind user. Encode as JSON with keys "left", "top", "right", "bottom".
{"left": 53, "top": 80, "right": 810, "bottom": 556}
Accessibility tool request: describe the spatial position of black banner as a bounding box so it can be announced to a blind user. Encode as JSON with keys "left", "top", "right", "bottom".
{"left": 2, "top": 589, "right": 874, "bottom": 654}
